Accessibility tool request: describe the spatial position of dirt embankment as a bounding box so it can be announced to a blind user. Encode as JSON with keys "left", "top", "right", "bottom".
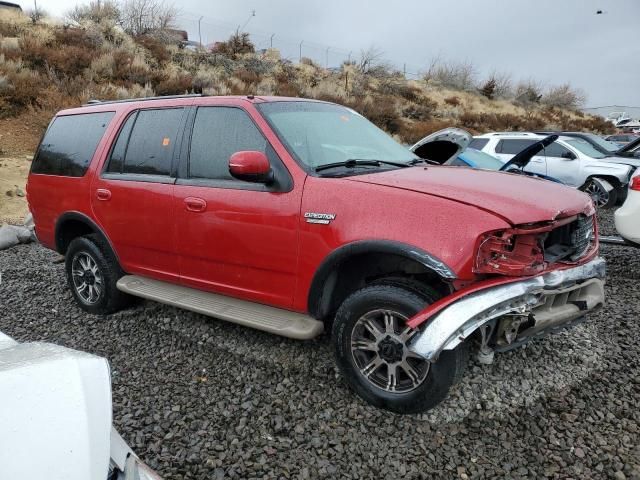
{"left": 0, "top": 112, "right": 42, "bottom": 223}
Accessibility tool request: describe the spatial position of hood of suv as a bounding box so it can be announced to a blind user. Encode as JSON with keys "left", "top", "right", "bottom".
{"left": 347, "top": 166, "right": 593, "bottom": 225}
{"left": 600, "top": 156, "right": 640, "bottom": 169}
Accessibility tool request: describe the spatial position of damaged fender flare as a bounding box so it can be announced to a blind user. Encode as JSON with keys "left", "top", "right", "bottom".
{"left": 307, "top": 240, "right": 456, "bottom": 318}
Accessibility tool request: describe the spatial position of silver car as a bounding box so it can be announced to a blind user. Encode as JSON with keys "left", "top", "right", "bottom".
{"left": 473, "top": 132, "right": 633, "bottom": 208}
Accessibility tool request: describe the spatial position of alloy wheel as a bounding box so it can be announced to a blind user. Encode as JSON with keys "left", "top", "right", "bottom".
{"left": 584, "top": 180, "right": 609, "bottom": 208}
{"left": 71, "top": 252, "right": 103, "bottom": 305}
{"left": 350, "top": 309, "right": 429, "bottom": 393}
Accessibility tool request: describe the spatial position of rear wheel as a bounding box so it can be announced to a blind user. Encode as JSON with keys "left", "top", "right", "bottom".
{"left": 332, "top": 284, "right": 468, "bottom": 414}
{"left": 65, "top": 234, "right": 133, "bottom": 315}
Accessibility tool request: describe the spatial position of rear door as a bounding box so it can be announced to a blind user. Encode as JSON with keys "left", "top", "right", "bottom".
{"left": 91, "top": 107, "right": 187, "bottom": 282}
{"left": 173, "top": 105, "right": 301, "bottom": 309}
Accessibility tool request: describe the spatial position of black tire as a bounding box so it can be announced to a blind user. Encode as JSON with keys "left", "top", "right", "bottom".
{"left": 65, "top": 234, "right": 133, "bottom": 315}
{"left": 332, "top": 284, "right": 468, "bottom": 414}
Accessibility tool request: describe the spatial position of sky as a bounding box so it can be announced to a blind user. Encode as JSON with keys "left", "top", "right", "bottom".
{"left": 26, "top": 0, "right": 640, "bottom": 108}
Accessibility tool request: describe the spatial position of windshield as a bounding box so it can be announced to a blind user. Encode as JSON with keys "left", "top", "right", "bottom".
{"left": 583, "top": 133, "right": 621, "bottom": 153}
{"left": 257, "top": 101, "right": 417, "bottom": 172}
{"left": 565, "top": 138, "right": 607, "bottom": 159}
{"left": 453, "top": 148, "right": 504, "bottom": 170}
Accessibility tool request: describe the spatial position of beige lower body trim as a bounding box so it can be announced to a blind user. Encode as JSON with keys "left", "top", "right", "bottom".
{"left": 116, "top": 275, "right": 324, "bottom": 340}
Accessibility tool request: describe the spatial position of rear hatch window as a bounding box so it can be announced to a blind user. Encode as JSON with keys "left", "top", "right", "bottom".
{"left": 31, "top": 111, "right": 115, "bottom": 177}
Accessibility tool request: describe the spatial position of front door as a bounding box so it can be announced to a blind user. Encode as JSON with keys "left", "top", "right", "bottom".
{"left": 91, "top": 107, "right": 187, "bottom": 282}
{"left": 173, "top": 105, "right": 302, "bottom": 309}
{"left": 539, "top": 143, "right": 580, "bottom": 186}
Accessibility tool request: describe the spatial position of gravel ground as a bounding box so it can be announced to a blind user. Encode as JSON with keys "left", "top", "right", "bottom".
{"left": 1, "top": 210, "right": 639, "bottom": 479}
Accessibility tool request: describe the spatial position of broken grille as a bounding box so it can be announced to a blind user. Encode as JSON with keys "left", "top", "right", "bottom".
{"left": 543, "top": 215, "right": 594, "bottom": 263}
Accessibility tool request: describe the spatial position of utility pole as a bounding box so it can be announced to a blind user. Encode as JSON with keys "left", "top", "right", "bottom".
{"left": 270, "top": 33, "right": 275, "bottom": 49}
{"left": 325, "top": 47, "right": 330, "bottom": 69}
{"left": 299, "top": 40, "right": 303, "bottom": 62}
{"left": 198, "top": 16, "right": 204, "bottom": 49}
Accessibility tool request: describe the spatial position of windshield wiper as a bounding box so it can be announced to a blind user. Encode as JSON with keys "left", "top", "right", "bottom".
{"left": 315, "top": 159, "right": 409, "bottom": 172}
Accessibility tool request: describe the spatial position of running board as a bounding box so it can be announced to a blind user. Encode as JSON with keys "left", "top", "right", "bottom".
{"left": 116, "top": 276, "right": 324, "bottom": 340}
{"left": 599, "top": 235, "right": 627, "bottom": 245}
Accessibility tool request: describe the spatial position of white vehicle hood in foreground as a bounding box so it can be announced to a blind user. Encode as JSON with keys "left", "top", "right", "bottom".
{"left": 0, "top": 333, "right": 112, "bottom": 480}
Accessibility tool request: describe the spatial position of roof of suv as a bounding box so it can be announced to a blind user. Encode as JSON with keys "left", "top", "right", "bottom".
{"left": 58, "top": 95, "right": 327, "bottom": 116}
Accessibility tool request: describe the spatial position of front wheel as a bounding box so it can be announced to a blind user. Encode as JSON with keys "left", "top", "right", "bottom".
{"left": 581, "top": 177, "right": 617, "bottom": 209}
{"left": 332, "top": 284, "right": 468, "bottom": 414}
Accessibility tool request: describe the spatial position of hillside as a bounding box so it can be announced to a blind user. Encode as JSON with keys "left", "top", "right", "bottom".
{"left": 0, "top": 8, "right": 614, "bottom": 222}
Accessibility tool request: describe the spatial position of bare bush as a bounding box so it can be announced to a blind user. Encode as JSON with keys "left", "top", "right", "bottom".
{"left": 67, "top": 0, "right": 121, "bottom": 24}
{"left": 119, "top": 0, "right": 177, "bottom": 36}
{"left": 514, "top": 78, "right": 544, "bottom": 105}
{"left": 25, "top": 7, "right": 47, "bottom": 24}
{"left": 213, "top": 32, "right": 255, "bottom": 58}
{"left": 490, "top": 70, "right": 513, "bottom": 99}
{"left": 357, "top": 46, "right": 393, "bottom": 77}
{"left": 424, "top": 57, "right": 477, "bottom": 91}
{"left": 542, "top": 83, "right": 586, "bottom": 109}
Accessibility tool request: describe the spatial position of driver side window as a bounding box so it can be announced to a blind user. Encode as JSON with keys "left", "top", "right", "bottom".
{"left": 189, "top": 107, "right": 267, "bottom": 180}
{"left": 538, "top": 143, "right": 572, "bottom": 158}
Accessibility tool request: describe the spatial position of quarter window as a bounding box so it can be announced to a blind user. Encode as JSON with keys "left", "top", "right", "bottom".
{"left": 32, "top": 112, "right": 114, "bottom": 177}
{"left": 189, "top": 107, "right": 267, "bottom": 180}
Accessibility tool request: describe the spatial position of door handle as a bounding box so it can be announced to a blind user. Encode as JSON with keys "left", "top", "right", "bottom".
{"left": 96, "top": 189, "right": 111, "bottom": 201}
{"left": 184, "top": 197, "right": 207, "bottom": 212}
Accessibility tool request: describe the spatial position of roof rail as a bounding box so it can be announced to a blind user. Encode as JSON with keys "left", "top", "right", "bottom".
{"left": 83, "top": 94, "right": 205, "bottom": 106}
{"left": 486, "top": 132, "right": 539, "bottom": 137}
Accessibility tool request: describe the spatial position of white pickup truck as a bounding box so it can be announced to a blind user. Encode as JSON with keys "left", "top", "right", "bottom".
{"left": 0, "top": 331, "right": 162, "bottom": 480}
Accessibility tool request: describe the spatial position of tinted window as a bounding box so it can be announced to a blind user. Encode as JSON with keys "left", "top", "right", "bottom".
{"left": 496, "top": 139, "right": 536, "bottom": 155}
{"left": 106, "top": 112, "right": 136, "bottom": 173}
{"left": 32, "top": 112, "right": 114, "bottom": 177}
{"left": 539, "top": 142, "right": 570, "bottom": 157}
{"left": 122, "top": 108, "right": 184, "bottom": 176}
{"left": 469, "top": 138, "right": 489, "bottom": 150}
{"left": 189, "top": 107, "right": 267, "bottom": 180}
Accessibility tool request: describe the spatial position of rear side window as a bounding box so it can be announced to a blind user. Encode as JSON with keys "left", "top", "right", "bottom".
{"left": 469, "top": 138, "right": 488, "bottom": 150}
{"left": 107, "top": 108, "right": 184, "bottom": 176}
{"left": 32, "top": 112, "right": 114, "bottom": 177}
{"left": 189, "top": 107, "right": 267, "bottom": 180}
{"left": 496, "top": 139, "right": 537, "bottom": 155}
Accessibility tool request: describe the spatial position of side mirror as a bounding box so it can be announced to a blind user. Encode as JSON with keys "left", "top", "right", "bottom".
{"left": 229, "top": 151, "right": 273, "bottom": 184}
{"left": 561, "top": 151, "right": 577, "bottom": 160}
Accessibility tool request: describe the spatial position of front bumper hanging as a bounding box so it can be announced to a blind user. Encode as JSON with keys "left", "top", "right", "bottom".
{"left": 408, "top": 257, "right": 606, "bottom": 362}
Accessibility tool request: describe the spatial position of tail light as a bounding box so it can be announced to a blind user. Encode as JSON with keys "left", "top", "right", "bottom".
{"left": 631, "top": 175, "right": 640, "bottom": 191}
{"left": 474, "top": 230, "right": 546, "bottom": 276}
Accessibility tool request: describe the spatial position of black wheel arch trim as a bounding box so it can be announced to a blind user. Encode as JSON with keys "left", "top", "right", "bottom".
{"left": 54, "top": 211, "right": 121, "bottom": 265}
{"left": 307, "top": 239, "right": 456, "bottom": 318}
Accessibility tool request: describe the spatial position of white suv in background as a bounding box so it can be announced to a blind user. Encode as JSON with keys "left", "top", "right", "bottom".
{"left": 615, "top": 170, "right": 640, "bottom": 246}
{"left": 472, "top": 132, "right": 633, "bottom": 207}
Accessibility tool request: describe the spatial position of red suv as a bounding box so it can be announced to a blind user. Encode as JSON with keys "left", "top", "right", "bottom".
{"left": 27, "top": 95, "right": 605, "bottom": 413}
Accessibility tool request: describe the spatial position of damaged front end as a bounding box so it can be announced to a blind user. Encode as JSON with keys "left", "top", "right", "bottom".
{"left": 408, "top": 257, "right": 605, "bottom": 362}
{"left": 407, "top": 212, "right": 605, "bottom": 363}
